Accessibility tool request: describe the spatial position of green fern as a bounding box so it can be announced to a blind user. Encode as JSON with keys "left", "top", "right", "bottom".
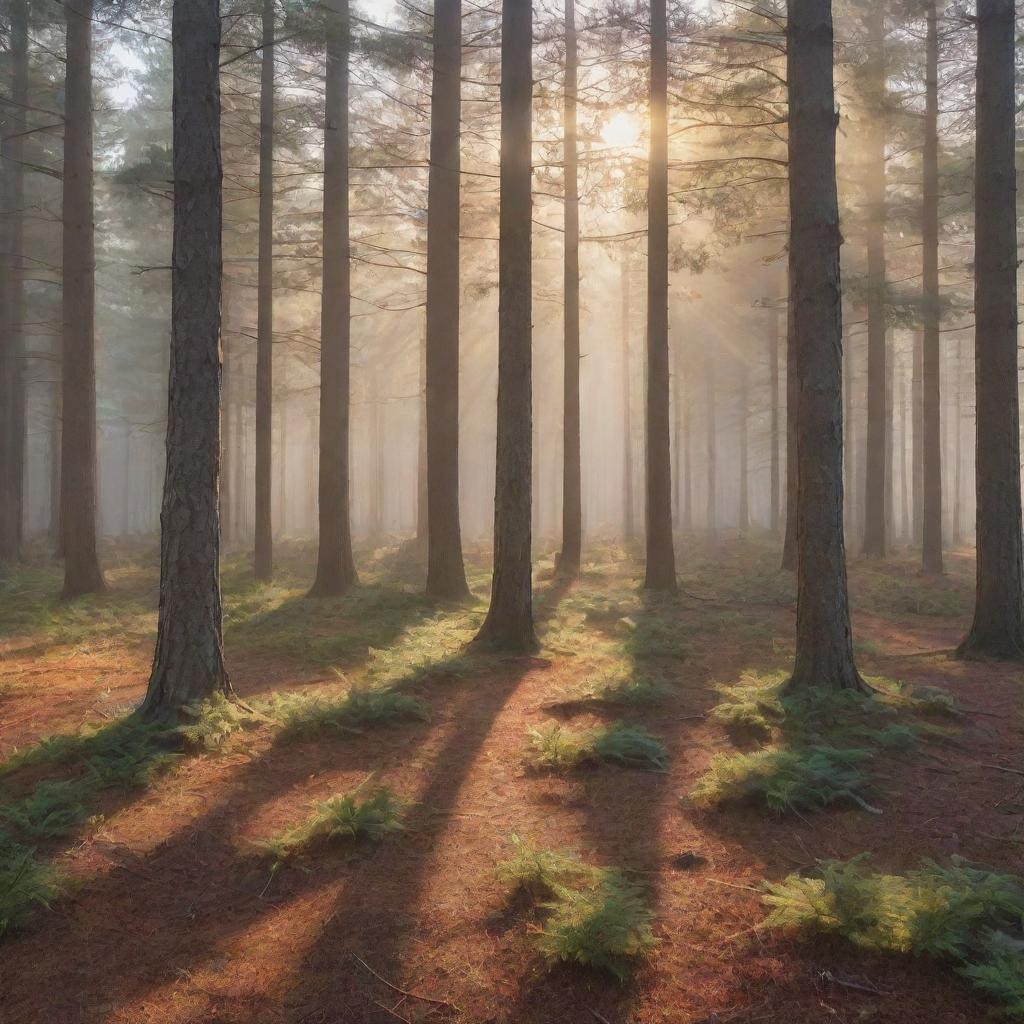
{"left": 0, "top": 835, "right": 65, "bottom": 938}
{"left": 263, "top": 786, "right": 404, "bottom": 861}
{"left": 763, "top": 855, "right": 1024, "bottom": 1017}
{"left": 527, "top": 722, "right": 667, "bottom": 772}
{"left": 690, "top": 746, "right": 875, "bottom": 814}
{"left": 497, "top": 837, "right": 656, "bottom": 981}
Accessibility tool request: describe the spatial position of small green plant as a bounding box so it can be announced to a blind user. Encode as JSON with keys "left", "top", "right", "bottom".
{"left": 0, "top": 781, "right": 90, "bottom": 840}
{"left": 708, "top": 671, "right": 786, "bottom": 739}
{"left": 527, "top": 723, "right": 668, "bottom": 772}
{"left": 262, "top": 785, "right": 404, "bottom": 862}
{"left": 175, "top": 693, "right": 258, "bottom": 749}
{"left": 689, "top": 746, "right": 876, "bottom": 814}
{"left": 763, "top": 855, "right": 1024, "bottom": 1017}
{"left": 0, "top": 835, "right": 65, "bottom": 939}
{"left": 497, "top": 836, "right": 656, "bottom": 981}
{"left": 271, "top": 686, "right": 428, "bottom": 738}
{"left": 622, "top": 618, "right": 687, "bottom": 661}
{"left": 535, "top": 872, "right": 657, "bottom": 981}
{"left": 580, "top": 668, "right": 671, "bottom": 706}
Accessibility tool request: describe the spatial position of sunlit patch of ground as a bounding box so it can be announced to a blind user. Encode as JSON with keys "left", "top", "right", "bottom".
{"left": 0, "top": 535, "right": 1019, "bottom": 1023}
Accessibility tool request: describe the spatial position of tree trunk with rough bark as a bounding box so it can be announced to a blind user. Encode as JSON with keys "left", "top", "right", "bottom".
{"left": 254, "top": 0, "right": 275, "bottom": 579}
{"left": 60, "top": 0, "right": 106, "bottom": 599}
{"left": 141, "top": 0, "right": 232, "bottom": 721}
{"left": 781, "top": 287, "right": 797, "bottom": 568}
{"left": 425, "top": 0, "right": 469, "bottom": 599}
{"left": 558, "top": 0, "right": 582, "bottom": 579}
{"left": 921, "top": 0, "right": 943, "bottom": 574}
{"left": 787, "top": 0, "right": 864, "bottom": 693}
{"left": 738, "top": 354, "right": 749, "bottom": 533}
{"left": 473, "top": 0, "right": 537, "bottom": 652}
{"left": 958, "top": 0, "right": 1024, "bottom": 660}
{"left": 769, "top": 302, "right": 781, "bottom": 535}
{"left": 643, "top": 0, "right": 676, "bottom": 590}
{"left": 621, "top": 259, "right": 634, "bottom": 542}
{"left": 310, "top": 0, "right": 358, "bottom": 597}
{"left": 0, "top": 0, "right": 28, "bottom": 568}
{"left": 862, "top": 3, "right": 888, "bottom": 558}
{"left": 705, "top": 341, "right": 717, "bottom": 536}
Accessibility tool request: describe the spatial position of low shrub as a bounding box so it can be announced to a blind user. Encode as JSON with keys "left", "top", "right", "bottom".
{"left": 497, "top": 836, "right": 656, "bottom": 981}
{"left": 763, "top": 855, "right": 1024, "bottom": 1017}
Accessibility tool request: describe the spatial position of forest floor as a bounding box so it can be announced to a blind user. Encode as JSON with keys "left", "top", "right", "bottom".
{"left": 0, "top": 536, "right": 1022, "bottom": 1024}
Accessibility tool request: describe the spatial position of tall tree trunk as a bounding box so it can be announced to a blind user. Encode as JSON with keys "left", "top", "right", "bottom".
{"left": 141, "top": 0, "right": 232, "bottom": 721}
{"left": 682, "top": 334, "right": 693, "bottom": 531}
{"left": 0, "top": 0, "right": 28, "bottom": 567}
{"left": 278, "top": 358, "right": 288, "bottom": 537}
{"left": 309, "top": 0, "right": 357, "bottom": 597}
{"left": 558, "top": 0, "right": 582, "bottom": 578}
{"left": 672, "top": 332, "right": 683, "bottom": 527}
{"left": 861, "top": 3, "right": 888, "bottom": 558}
{"left": 912, "top": 331, "right": 923, "bottom": 543}
{"left": 899, "top": 370, "right": 910, "bottom": 542}
{"left": 425, "top": 0, "right": 469, "bottom": 599}
{"left": 705, "top": 342, "right": 717, "bottom": 535}
{"left": 60, "top": 0, "right": 106, "bottom": 598}
{"left": 787, "top": 0, "right": 864, "bottom": 693}
{"left": 781, "top": 288, "right": 797, "bottom": 568}
{"left": 643, "top": 0, "right": 676, "bottom": 590}
{"left": 473, "top": 0, "right": 537, "bottom": 651}
{"left": 254, "top": 0, "right": 275, "bottom": 579}
{"left": 959, "top": 0, "right": 1024, "bottom": 659}
{"left": 621, "top": 258, "right": 634, "bottom": 541}
{"left": 222, "top": 333, "right": 234, "bottom": 546}
{"left": 843, "top": 320, "right": 853, "bottom": 534}
{"left": 952, "top": 336, "right": 963, "bottom": 544}
{"left": 416, "top": 323, "right": 427, "bottom": 552}
{"left": 738, "top": 355, "right": 749, "bottom": 533}
{"left": 920, "top": 0, "right": 943, "bottom": 573}
{"left": 769, "top": 302, "right": 781, "bottom": 535}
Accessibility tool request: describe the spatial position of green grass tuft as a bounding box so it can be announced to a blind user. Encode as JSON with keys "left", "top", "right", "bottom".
{"left": 270, "top": 686, "right": 428, "bottom": 739}
{"left": 527, "top": 722, "right": 668, "bottom": 773}
{"left": 262, "top": 786, "right": 404, "bottom": 861}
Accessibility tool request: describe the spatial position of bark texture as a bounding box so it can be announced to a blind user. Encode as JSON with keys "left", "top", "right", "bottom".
{"left": 60, "top": 0, "right": 106, "bottom": 599}
{"left": 310, "top": 0, "right": 358, "bottom": 597}
{"left": 787, "top": 0, "right": 864, "bottom": 692}
{"left": 425, "top": 0, "right": 470, "bottom": 600}
{"left": 0, "top": 0, "right": 28, "bottom": 567}
{"left": 473, "top": 0, "right": 537, "bottom": 652}
{"left": 920, "top": 0, "right": 943, "bottom": 574}
{"left": 254, "top": 0, "right": 275, "bottom": 579}
{"left": 558, "top": 0, "right": 582, "bottom": 578}
{"left": 142, "top": 0, "right": 232, "bottom": 721}
{"left": 781, "top": 287, "right": 797, "bottom": 568}
{"left": 958, "top": 0, "right": 1024, "bottom": 660}
{"left": 861, "top": 3, "right": 888, "bottom": 558}
{"left": 643, "top": 0, "right": 677, "bottom": 590}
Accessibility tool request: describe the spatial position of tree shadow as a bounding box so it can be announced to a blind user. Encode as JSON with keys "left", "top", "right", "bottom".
{"left": 0, "top": 578, "right": 571, "bottom": 1024}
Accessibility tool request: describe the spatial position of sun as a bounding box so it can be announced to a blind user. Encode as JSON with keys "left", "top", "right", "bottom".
{"left": 601, "top": 110, "right": 642, "bottom": 149}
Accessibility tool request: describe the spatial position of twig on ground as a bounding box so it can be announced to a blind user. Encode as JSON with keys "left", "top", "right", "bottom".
{"left": 979, "top": 763, "right": 1024, "bottom": 777}
{"left": 589, "top": 1009, "right": 613, "bottom": 1024}
{"left": 373, "top": 1000, "right": 412, "bottom": 1024}
{"left": 352, "top": 954, "right": 461, "bottom": 1013}
{"left": 819, "top": 970, "right": 892, "bottom": 997}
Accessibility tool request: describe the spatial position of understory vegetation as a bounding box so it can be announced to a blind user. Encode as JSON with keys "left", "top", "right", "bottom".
{"left": 497, "top": 835, "right": 657, "bottom": 980}
{"left": 690, "top": 670, "right": 956, "bottom": 814}
{"left": 764, "top": 855, "right": 1024, "bottom": 1017}
{"left": 261, "top": 785, "right": 405, "bottom": 863}
{"left": 527, "top": 722, "right": 669, "bottom": 772}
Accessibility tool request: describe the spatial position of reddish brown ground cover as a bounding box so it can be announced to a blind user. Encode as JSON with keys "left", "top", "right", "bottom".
{"left": 0, "top": 542, "right": 1020, "bottom": 1024}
